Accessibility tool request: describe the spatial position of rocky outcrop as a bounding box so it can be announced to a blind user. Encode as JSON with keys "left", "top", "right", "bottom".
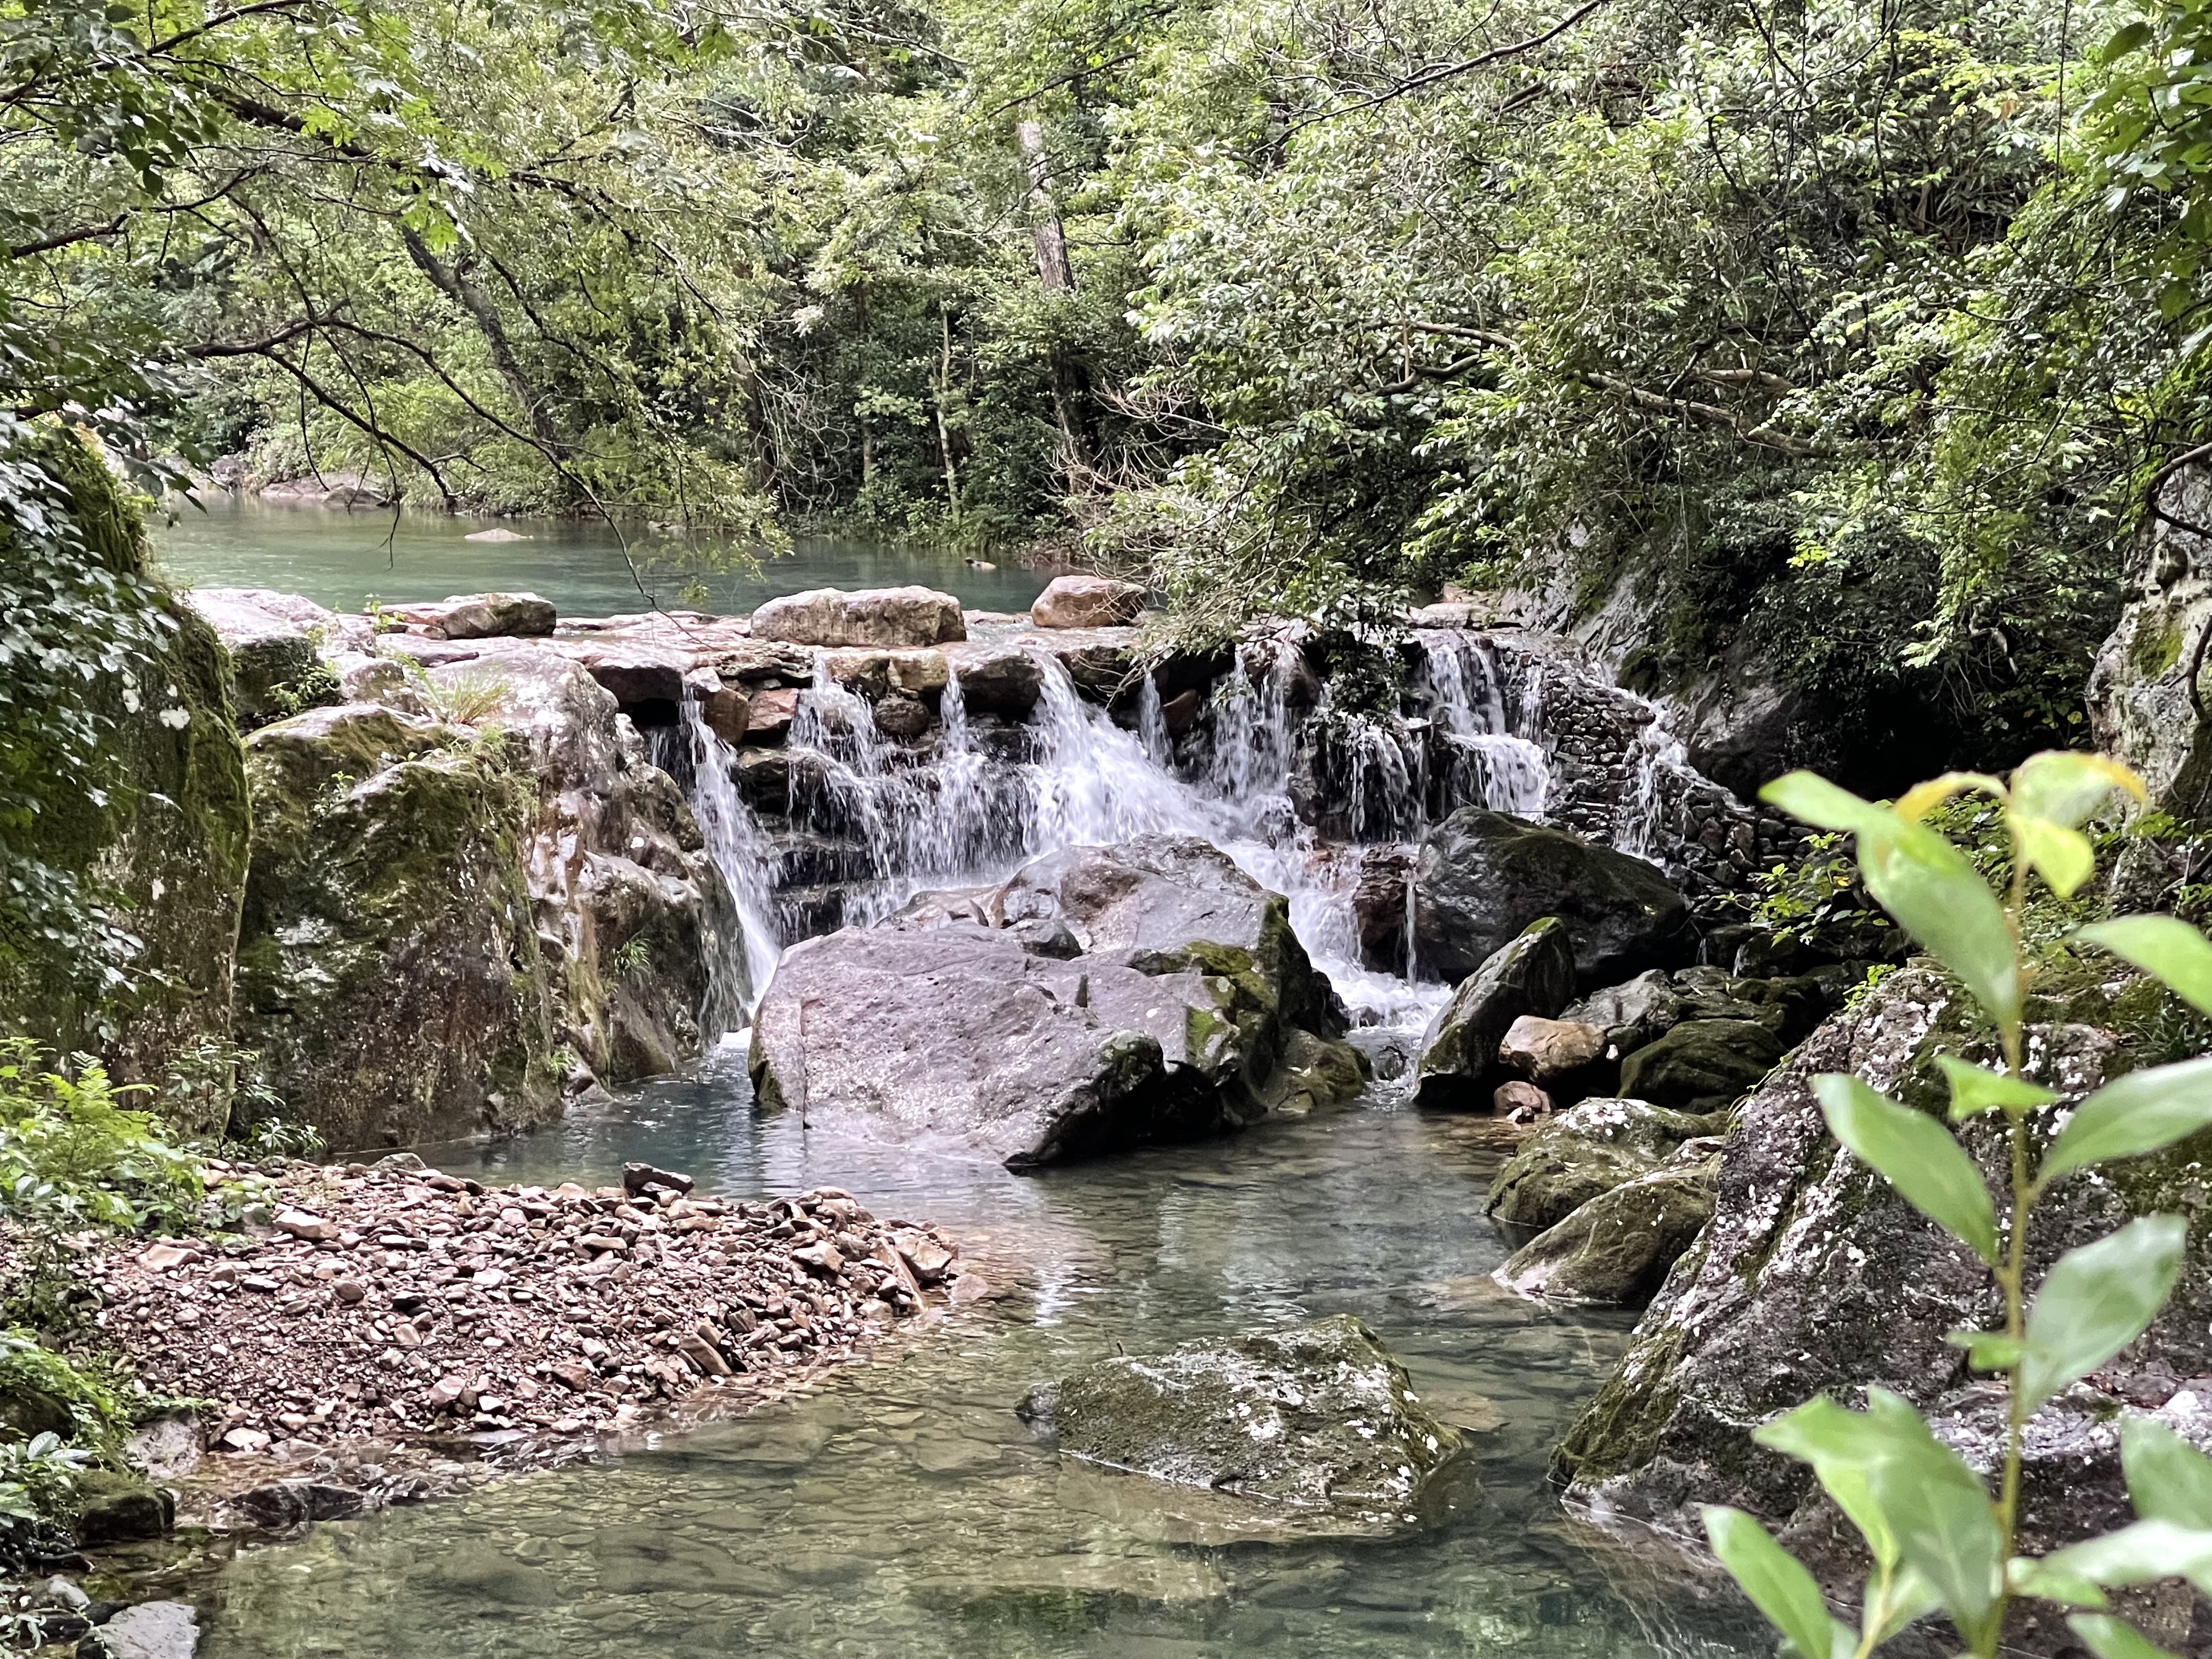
{"left": 1412, "top": 918, "right": 1577, "bottom": 1109}
{"left": 750, "top": 585, "right": 966, "bottom": 647}
{"left": 1487, "top": 1098, "right": 1718, "bottom": 1233}
{"left": 1410, "top": 809, "right": 1693, "bottom": 988}
{"left": 388, "top": 592, "right": 556, "bottom": 640}
{"left": 1495, "top": 1155, "right": 1717, "bottom": 1307}
{"left": 233, "top": 704, "right": 561, "bottom": 1149}
{"left": 749, "top": 838, "right": 1363, "bottom": 1167}
{"left": 1551, "top": 966, "right": 2212, "bottom": 1572}
{"left": 1016, "top": 1316, "right": 1461, "bottom": 1514}
{"left": 1031, "top": 574, "right": 1146, "bottom": 629}
{"left": 2089, "top": 463, "right": 2212, "bottom": 826}
{"left": 0, "top": 442, "right": 252, "bottom": 1133}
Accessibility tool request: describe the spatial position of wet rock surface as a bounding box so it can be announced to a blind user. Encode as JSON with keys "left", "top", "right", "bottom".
{"left": 1017, "top": 1316, "right": 1462, "bottom": 1515}
{"left": 1412, "top": 918, "right": 1577, "bottom": 1110}
{"left": 1494, "top": 1156, "right": 1717, "bottom": 1307}
{"left": 1486, "top": 1098, "right": 1718, "bottom": 1233}
{"left": 1411, "top": 809, "right": 1694, "bottom": 989}
{"left": 751, "top": 838, "right": 1364, "bottom": 1167}
{"left": 75, "top": 1157, "right": 971, "bottom": 1526}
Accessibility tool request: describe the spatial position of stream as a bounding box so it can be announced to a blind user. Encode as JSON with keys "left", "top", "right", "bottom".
{"left": 194, "top": 1064, "right": 1759, "bottom": 1659}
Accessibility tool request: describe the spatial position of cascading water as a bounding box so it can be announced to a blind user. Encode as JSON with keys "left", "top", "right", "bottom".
{"left": 674, "top": 702, "right": 786, "bottom": 1030}
{"left": 1612, "top": 687, "right": 1699, "bottom": 861}
{"left": 1424, "top": 630, "right": 1550, "bottom": 820}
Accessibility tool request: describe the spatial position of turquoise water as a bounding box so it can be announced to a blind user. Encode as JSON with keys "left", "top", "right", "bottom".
{"left": 151, "top": 496, "right": 1052, "bottom": 618}
{"left": 190, "top": 1061, "right": 1758, "bottom": 1659}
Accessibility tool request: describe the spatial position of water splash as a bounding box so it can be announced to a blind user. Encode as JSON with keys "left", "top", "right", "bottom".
{"left": 1424, "top": 631, "right": 1550, "bottom": 820}
{"left": 1612, "top": 688, "right": 1699, "bottom": 862}
{"left": 674, "top": 701, "right": 785, "bottom": 1029}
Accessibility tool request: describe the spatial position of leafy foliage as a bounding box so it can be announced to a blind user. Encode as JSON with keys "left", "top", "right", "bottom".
{"left": 1703, "top": 752, "right": 2212, "bottom": 1658}
{"left": 0, "top": 1040, "right": 203, "bottom": 1238}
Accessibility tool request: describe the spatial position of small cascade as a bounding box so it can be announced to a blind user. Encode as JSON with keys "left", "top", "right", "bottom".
{"left": 1613, "top": 690, "right": 1699, "bottom": 861}
{"left": 674, "top": 701, "right": 785, "bottom": 1030}
{"left": 1424, "top": 631, "right": 1551, "bottom": 820}
{"left": 1135, "top": 673, "right": 1172, "bottom": 767}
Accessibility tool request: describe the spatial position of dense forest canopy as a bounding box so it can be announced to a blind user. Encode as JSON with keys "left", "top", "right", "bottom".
{"left": 5, "top": 0, "right": 2212, "bottom": 990}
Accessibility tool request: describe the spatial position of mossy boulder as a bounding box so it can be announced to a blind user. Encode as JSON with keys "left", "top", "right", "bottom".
{"left": 233, "top": 703, "right": 559, "bottom": 1149}
{"left": 1410, "top": 808, "right": 1693, "bottom": 989}
{"left": 1616, "top": 1017, "right": 1784, "bottom": 1110}
{"left": 1413, "top": 917, "right": 1577, "bottom": 1109}
{"left": 72, "top": 1470, "right": 175, "bottom": 1546}
{"left": 1486, "top": 1098, "right": 1718, "bottom": 1232}
{"left": 0, "top": 438, "right": 251, "bottom": 1131}
{"left": 1553, "top": 967, "right": 2212, "bottom": 1573}
{"left": 1495, "top": 1158, "right": 1717, "bottom": 1307}
{"left": 1017, "top": 1316, "right": 1462, "bottom": 1515}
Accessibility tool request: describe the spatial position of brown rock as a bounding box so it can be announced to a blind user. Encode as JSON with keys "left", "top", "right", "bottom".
{"left": 273, "top": 1209, "right": 338, "bottom": 1242}
{"left": 1495, "top": 1080, "right": 1555, "bottom": 1122}
{"left": 1497, "top": 1017, "right": 1607, "bottom": 1081}
{"left": 747, "top": 687, "right": 799, "bottom": 743}
{"left": 701, "top": 686, "right": 749, "bottom": 744}
{"left": 676, "top": 1333, "right": 733, "bottom": 1377}
{"left": 1030, "top": 574, "right": 1146, "bottom": 629}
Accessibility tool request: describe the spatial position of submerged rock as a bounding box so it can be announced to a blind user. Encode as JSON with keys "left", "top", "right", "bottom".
{"left": 1017, "top": 1317, "right": 1461, "bottom": 1512}
{"left": 1486, "top": 1098, "right": 1717, "bottom": 1232}
{"left": 751, "top": 838, "right": 1362, "bottom": 1166}
{"left": 1412, "top": 918, "right": 1577, "bottom": 1109}
{"left": 751, "top": 585, "right": 967, "bottom": 648}
{"left": 1494, "top": 1157, "right": 1717, "bottom": 1307}
{"left": 1410, "top": 809, "right": 1692, "bottom": 989}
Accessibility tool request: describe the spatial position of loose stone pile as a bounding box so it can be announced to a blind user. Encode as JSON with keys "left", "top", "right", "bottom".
{"left": 83, "top": 1155, "right": 974, "bottom": 1468}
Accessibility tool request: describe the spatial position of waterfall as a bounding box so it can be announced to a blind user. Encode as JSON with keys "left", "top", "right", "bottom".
{"left": 1613, "top": 690, "right": 1697, "bottom": 861}
{"left": 1424, "top": 630, "right": 1550, "bottom": 820}
{"left": 675, "top": 701, "right": 785, "bottom": 1031}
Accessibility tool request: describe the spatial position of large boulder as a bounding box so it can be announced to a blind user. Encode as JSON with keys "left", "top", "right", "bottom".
{"left": 1030, "top": 574, "right": 1146, "bottom": 629}
{"left": 1616, "top": 1017, "right": 1784, "bottom": 1111}
{"left": 1494, "top": 1157, "right": 1718, "bottom": 1307}
{"left": 2088, "top": 462, "right": 2212, "bottom": 825}
{"left": 1486, "top": 1097, "right": 1717, "bottom": 1232}
{"left": 1560, "top": 969, "right": 1686, "bottom": 1059}
{"left": 186, "top": 588, "right": 346, "bottom": 729}
{"left": 233, "top": 704, "right": 561, "bottom": 1149}
{"left": 750, "top": 839, "right": 1362, "bottom": 1166}
{"left": 1412, "top": 918, "right": 1577, "bottom": 1109}
{"left": 751, "top": 585, "right": 966, "bottom": 648}
{"left": 1410, "top": 809, "right": 1692, "bottom": 989}
{"left": 1552, "top": 966, "right": 2212, "bottom": 1581}
{"left": 390, "top": 592, "right": 556, "bottom": 640}
{"left": 1015, "top": 1317, "right": 1462, "bottom": 1513}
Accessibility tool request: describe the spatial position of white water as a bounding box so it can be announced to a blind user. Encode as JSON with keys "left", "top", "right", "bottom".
{"left": 1612, "top": 686, "right": 1699, "bottom": 861}
{"left": 675, "top": 633, "right": 1588, "bottom": 1041}
{"left": 675, "top": 702, "right": 786, "bottom": 1025}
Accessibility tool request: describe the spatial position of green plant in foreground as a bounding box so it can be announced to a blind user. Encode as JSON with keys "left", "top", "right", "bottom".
{"left": 0, "top": 1041, "right": 201, "bottom": 1237}
{"left": 1707, "top": 751, "right": 2212, "bottom": 1659}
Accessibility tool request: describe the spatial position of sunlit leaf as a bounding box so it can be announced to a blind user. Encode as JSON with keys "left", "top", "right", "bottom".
{"left": 1815, "top": 1074, "right": 1999, "bottom": 1263}
{"left": 2078, "top": 917, "right": 2212, "bottom": 1019}
{"left": 2039, "top": 1518, "right": 2212, "bottom": 1596}
{"left": 1945, "top": 1328, "right": 2023, "bottom": 1371}
{"left": 2019, "top": 1218, "right": 2187, "bottom": 1411}
{"left": 2042, "top": 1058, "right": 2212, "bottom": 1181}
{"left": 2010, "top": 752, "right": 2146, "bottom": 829}
{"left": 1894, "top": 771, "right": 2006, "bottom": 821}
{"left": 2014, "top": 815, "right": 2097, "bottom": 898}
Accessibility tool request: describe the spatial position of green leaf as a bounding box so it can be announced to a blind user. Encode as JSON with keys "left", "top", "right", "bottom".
{"left": 2098, "top": 19, "right": 2155, "bottom": 59}
{"left": 2011, "top": 1553, "right": 2112, "bottom": 1607}
{"left": 1815, "top": 1074, "right": 2000, "bottom": 1264}
{"left": 1760, "top": 772, "right": 1897, "bottom": 837}
{"left": 1703, "top": 1506, "right": 1853, "bottom": 1659}
{"left": 1864, "top": 1566, "right": 1943, "bottom": 1644}
{"left": 2078, "top": 916, "right": 2212, "bottom": 1019}
{"left": 1937, "top": 1055, "right": 2058, "bottom": 1121}
{"left": 1764, "top": 777, "right": 2023, "bottom": 1030}
{"left": 2010, "top": 752, "right": 2146, "bottom": 830}
{"left": 1945, "top": 1329, "right": 2023, "bottom": 1370}
{"left": 2039, "top": 1519, "right": 2212, "bottom": 1596}
{"left": 1858, "top": 1389, "right": 2007, "bottom": 1644}
{"left": 2121, "top": 1417, "right": 2212, "bottom": 1528}
{"left": 2019, "top": 1218, "right": 2187, "bottom": 1411}
{"left": 2041, "top": 1058, "right": 2212, "bottom": 1181}
{"left": 1756, "top": 1397, "right": 1901, "bottom": 1570}
{"left": 2015, "top": 816, "right": 2097, "bottom": 899}
{"left": 2069, "top": 1613, "right": 2183, "bottom": 1659}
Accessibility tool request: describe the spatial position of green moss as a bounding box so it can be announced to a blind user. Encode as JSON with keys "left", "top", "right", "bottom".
{"left": 2130, "top": 614, "right": 2187, "bottom": 681}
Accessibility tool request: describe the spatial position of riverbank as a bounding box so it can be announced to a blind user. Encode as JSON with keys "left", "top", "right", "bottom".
{"left": 65, "top": 1154, "right": 977, "bottom": 1528}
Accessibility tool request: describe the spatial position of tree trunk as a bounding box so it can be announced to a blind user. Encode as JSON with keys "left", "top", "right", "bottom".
{"left": 1016, "top": 121, "right": 1074, "bottom": 293}
{"left": 934, "top": 306, "right": 961, "bottom": 526}
{"left": 400, "top": 227, "right": 563, "bottom": 463}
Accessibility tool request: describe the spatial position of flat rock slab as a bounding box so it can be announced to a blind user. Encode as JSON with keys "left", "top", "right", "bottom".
{"left": 752, "top": 585, "right": 966, "bottom": 647}
{"left": 1018, "top": 1316, "right": 1462, "bottom": 1518}
{"left": 94, "top": 1601, "right": 198, "bottom": 1659}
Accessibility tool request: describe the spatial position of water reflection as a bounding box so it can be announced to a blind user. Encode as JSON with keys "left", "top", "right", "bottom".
{"left": 151, "top": 496, "right": 1051, "bottom": 617}
{"left": 198, "top": 1062, "right": 1763, "bottom": 1659}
